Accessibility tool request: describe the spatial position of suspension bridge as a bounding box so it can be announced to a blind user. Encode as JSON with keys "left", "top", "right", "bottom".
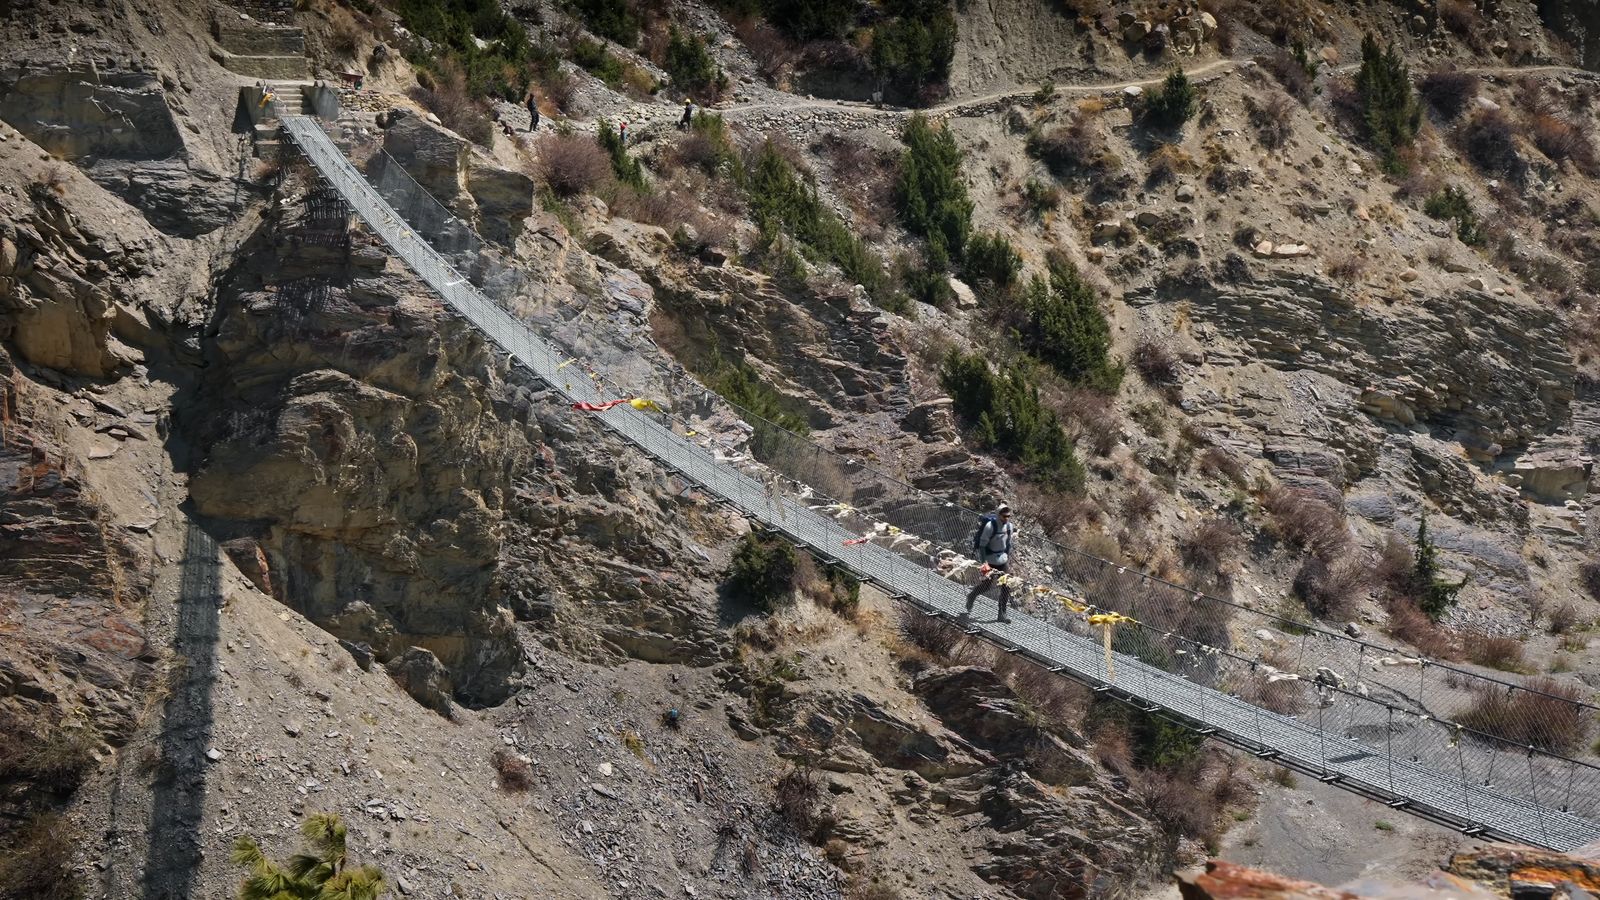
{"left": 279, "top": 114, "right": 1600, "bottom": 852}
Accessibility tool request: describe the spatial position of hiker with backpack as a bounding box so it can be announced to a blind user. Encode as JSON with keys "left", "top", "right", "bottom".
{"left": 964, "top": 504, "right": 1016, "bottom": 623}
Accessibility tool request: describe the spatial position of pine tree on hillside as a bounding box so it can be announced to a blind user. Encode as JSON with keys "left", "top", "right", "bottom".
{"left": 1020, "top": 256, "right": 1124, "bottom": 392}
{"left": 1411, "top": 510, "right": 1466, "bottom": 622}
{"left": 896, "top": 114, "right": 972, "bottom": 270}
{"left": 1356, "top": 33, "right": 1421, "bottom": 171}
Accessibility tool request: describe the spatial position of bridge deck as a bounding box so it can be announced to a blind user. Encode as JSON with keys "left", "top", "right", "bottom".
{"left": 280, "top": 115, "right": 1600, "bottom": 852}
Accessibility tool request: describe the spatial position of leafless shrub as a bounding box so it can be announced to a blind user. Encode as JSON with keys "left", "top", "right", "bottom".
{"left": 1375, "top": 533, "right": 1414, "bottom": 596}
{"left": 1466, "top": 634, "right": 1526, "bottom": 673}
{"left": 1059, "top": 388, "right": 1120, "bottom": 456}
{"left": 673, "top": 131, "right": 718, "bottom": 172}
{"left": 1293, "top": 554, "right": 1371, "bottom": 621}
{"left": 492, "top": 748, "right": 534, "bottom": 792}
{"left": 994, "top": 653, "right": 1091, "bottom": 729}
{"left": 612, "top": 186, "right": 697, "bottom": 229}
{"left": 1385, "top": 597, "right": 1459, "bottom": 660}
{"left": 1180, "top": 517, "right": 1242, "bottom": 575}
{"left": 897, "top": 604, "right": 969, "bottom": 660}
{"left": 329, "top": 9, "right": 363, "bottom": 58}
{"left": 1462, "top": 109, "right": 1522, "bottom": 177}
{"left": 1438, "top": 0, "right": 1480, "bottom": 41}
{"left": 1245, "top": 93, "right": 1294, "bottom": 149}
{"left": 774, "top": 766, "right": 820, "bottom": 832}
{"left": 539, "top": 71, "right": 576, "bottom": 112}
{"left": 1133, "top": 335, "right": 1180, "bottom": 385}
{"left": 408, "top": 59, "right": 491, "bottom": 146}
{"left": 1198, "top": 446, "right": 1246, "bottom": 485}
{"left": 1135, "top": 767, "right": 1228, "bottom": 844}
{"left": 537, "top": 132, "right": 612, "bottom": 197}
{"left": 1122, "top": 485, "right": 1160, "bottom": 525}
{"left": 1261, "top": 486, "right": 1347, "bottom": 558}
{"left": 1528, "top": 113, "right": 1597, "bottom": 171}
{"left": 1028, "top": 114, "right": 1114, "bottom": 175}
{"left": 1420, "top": 69, "right": 1479, "bottom": 120}
{"left": 1581, "top": 558, "right": 1600, "bottom": 602}
{"left": 731, "top": 16, "right": 798, "bottom": 83}
{"left": 1456, "top": 677, "right": 1588, "bottom": 753}
{"left": 1548, "top": 602, "right": 1580, "bottom": 635}
{"left": 1261, "top": 49, "right": 1313, "bottom": 103}
{"left": 1325, "top": 252, "right": 1366, "bottom": 283}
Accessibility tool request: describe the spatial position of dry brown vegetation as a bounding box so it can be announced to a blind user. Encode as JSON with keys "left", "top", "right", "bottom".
{"left": 1421, "top": 69, "right": 1479, "bottom": 121}
{"left": 491, "top": 748, "right": 534, "bottom": 792}
{"left": 1132, "top": 335, "right": 1180, "bottom": 386}
{"left": 537, "top": 132, "right": 613, "bottom": 197}
{"left": 775, "top": 766, "right": 822, "bottom": 834}
{"left": 1326, "top": 252, "right": 1366, "bottom": 283}
{"left": 1466, "top": 634, "right": 1527, "bottom": 673}
{"left": 1261, "top": 486, "right": 1347, "bottom": 558}
{"left": 1292, "top": 555, "right": 1370, "bottom": 622}
{"left": 1385, "top": 597, "right": 1459, "bottom": 660}
{"left": 1245, "top": 93, "right": 1294, "bottom": 149}
{"left": 1145, "top": 143, "right": 1194, "bottom": 186}
{"left": 1581, "top": 557, "right": 1600, "bottom": 602}
{"left": 1457, "top": 677, "right": 1589, "bottom": 753}
{"left": 1179, "top": 517, "right": 1242, "bottom": 576}
{"left": 1028, "top": 114, "right": 1115, "bottom": 175}
{"left": 0, "top": 812, "right": 80, "bottom": 900}
{"left": 407, "top": 59, "right": 491, "bottom": 145}
{"left": 1260, "top": 49, "right": 1313, "bottom": 103}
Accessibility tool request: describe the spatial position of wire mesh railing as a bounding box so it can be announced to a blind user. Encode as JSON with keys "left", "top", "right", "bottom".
{"left": 280, "top": 115, "right": 1600, "bottom": 850}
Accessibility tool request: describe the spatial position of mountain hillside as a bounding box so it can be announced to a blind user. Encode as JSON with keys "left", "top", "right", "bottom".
{"left": 1, "top": 0, "right": 1598, "bottom": 898}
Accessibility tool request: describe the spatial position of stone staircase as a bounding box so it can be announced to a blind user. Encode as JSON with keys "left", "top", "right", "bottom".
{"left": 248, "top": 80, "right": 311, "bottom": 160}
{"left": 214, "top": 3, "right": 308, "bottom": 80}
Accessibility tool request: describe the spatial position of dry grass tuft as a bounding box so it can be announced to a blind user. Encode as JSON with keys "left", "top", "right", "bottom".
{"left": 1456, "top": 677, "right": 1588, "bottom": 753}
{"left": 1466, "top": 634, "right": 1526, "bottom": 673}
{"left": 1179, "top": 517, "right": 1242, "bottom": 576}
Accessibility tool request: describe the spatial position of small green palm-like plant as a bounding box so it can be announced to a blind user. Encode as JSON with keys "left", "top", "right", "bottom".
{"left": 231, "top": 813, "right": 384, "bottom": 900}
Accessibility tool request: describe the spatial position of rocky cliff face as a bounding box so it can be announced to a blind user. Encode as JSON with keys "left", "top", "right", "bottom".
{"left": 1132, "top": 274, "right": 1576, "bottom": 454}
{"left": 182, "top": 184, "right": 530, "bottom": 705}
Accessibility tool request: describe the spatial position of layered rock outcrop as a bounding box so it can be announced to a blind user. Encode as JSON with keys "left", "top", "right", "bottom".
{"left": 0, "top": 181, "right": 150, "bottom": 377}
{"left": 0, "top": 61, "right": 241, "bottom": 236}
{"left": 0, "top": 345, "right": 152, "bottom": 815}
{"left": 1130, "top": 274, "right": 1576, "bottom": 453}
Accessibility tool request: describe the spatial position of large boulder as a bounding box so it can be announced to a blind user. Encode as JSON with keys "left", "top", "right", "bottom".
{"left": 381, "top": 110, "right": 470, "bottom": 206}
{"left": 385, "top": 647, "right": 454, "bottom": 717}
{"left": 466, "top": 158, "right": 535, "bottom": 245}
{"left": 1509, "top": 436, "right": 1593, "bottom": 502}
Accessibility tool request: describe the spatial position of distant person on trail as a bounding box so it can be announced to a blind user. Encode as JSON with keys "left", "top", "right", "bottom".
{"left": 526, "top": 94, "right": 540, "bottom": 132}
{"left": 964, "top": 504, "right": 1015, "bottom": 623}
{"left": 619, "top": 120, "right": 628, "bottom": 145}
{"left": 679, "top": 98, "right": 693, "bottom": 131}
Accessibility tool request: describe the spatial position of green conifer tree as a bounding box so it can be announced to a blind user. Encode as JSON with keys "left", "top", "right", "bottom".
{"left": 1355, "top": 33, "right": 1421, "bottom": 172}
{"left": 896, "top": 114, "right": 973, "bottom": 269}
{"left": 1411, "top": 510, "right": 1466, "bottom": 622}
{"left": 1020, "top": 257, "right": 1124, "bottom": 392}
